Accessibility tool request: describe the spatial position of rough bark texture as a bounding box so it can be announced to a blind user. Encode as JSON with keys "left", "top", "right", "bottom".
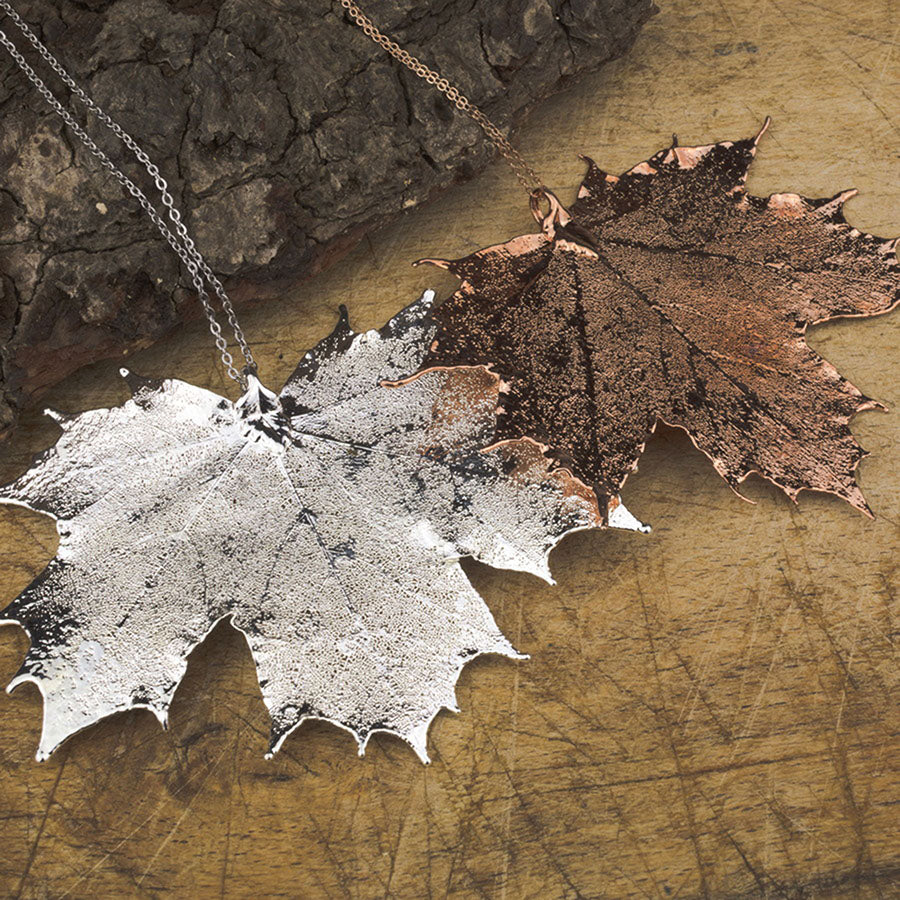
{"left": 0, "top": 0, "right": 654, "bottom": 433}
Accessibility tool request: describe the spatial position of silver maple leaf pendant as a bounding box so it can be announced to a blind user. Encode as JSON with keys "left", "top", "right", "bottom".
{"left": 1, "top": 291, "right": 646, "bottom": 762}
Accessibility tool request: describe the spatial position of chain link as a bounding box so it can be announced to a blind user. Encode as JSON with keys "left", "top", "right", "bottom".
{"left": 0, "top": 0, "right": 255, "bottom": 387}
{"left": 338, "top": 0, "right": 546, "bottom": 199}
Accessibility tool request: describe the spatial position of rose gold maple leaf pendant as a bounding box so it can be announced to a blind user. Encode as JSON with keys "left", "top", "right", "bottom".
{"left": 417, "top": 120, "right": 899, "bottom": 516}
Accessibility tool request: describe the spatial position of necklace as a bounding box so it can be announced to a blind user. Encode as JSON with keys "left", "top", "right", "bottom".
{"left": 0, "top": 0, "right": 255, "bottom": 389}
{"left": 0, "top": 2, "right": 646, "bottom": 762}
{"left": 338, "top": 0, "right": 546, "bottom": 199}
{"left": 2, "top": 0, "right": 893, "bottom": 765}
{"left": 339, "top": 1, "right": 899, "bottom": 516}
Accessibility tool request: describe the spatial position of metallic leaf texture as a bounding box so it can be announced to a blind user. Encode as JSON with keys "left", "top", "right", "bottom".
{"left": 0, "top": 291, "right": 645, "bottom": 762}
{"left": 420, "top": 122, "right": 900, "bottom": 514}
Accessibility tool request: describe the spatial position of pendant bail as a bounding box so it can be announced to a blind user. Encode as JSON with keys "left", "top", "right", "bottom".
{"left": 530, "top": 188, "right": 571, "bottom": 238}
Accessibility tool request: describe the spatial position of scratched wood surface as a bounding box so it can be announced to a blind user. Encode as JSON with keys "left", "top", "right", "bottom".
{"left": 1, "top": 0, "right": 897, "bottom": 897}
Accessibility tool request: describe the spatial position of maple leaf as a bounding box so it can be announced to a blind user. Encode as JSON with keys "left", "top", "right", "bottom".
{"left": 418, "top": 122, "right": 899, "bottom": 514}
{"left": 0, "top": 291, "right": 645, "bottom": 762}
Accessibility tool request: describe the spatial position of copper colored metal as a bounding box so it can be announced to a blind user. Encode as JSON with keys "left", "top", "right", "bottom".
{"left": 419, "top": 121, "right": 900, "bottom": 515}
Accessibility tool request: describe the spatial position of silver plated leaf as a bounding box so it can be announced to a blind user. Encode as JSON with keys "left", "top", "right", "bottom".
{"left": 1, "top": 291, "right": 646, "bottom": 762}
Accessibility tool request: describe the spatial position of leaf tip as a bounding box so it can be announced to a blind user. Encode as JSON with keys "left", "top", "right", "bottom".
{"left": 406, "top": 725, "right": 432, "bottom": 764}
{"left": 753, "top": 117, "right": 772, "bottom": 146}
{"left": 607, "top": 497, "right": 650, "bottom": 533}
{"left": 824, "top": 189, "right": 860, "bottom": 220}
{"left": 391, "top": 287, "right": 436, "bottom": 316}
{"left": 119, "top": 367, "right": 153, "bottom": 395}
{"left": 856, "top": 394, "right": 885, "bottom": 413}
{"left": 266, "top": 723, "right": 292, "bottom": 758}
{"left": 413, "top": 257, "right": 451, "bottom": 271}
{"left": 845, "top": 484, "right": 875, "bottom": 518}
{"left": 6, "top": 670, "right": 33, "bottom": 694}
{"left": 36, "top": 723, "right": 66, "bottom": 763}
{"left": 336, "top": 304, "right": 351, "bottom": 330}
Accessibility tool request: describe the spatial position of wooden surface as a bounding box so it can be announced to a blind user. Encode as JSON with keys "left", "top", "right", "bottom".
{"left": 1, "top": 0, "right": 897, "bottom": 896}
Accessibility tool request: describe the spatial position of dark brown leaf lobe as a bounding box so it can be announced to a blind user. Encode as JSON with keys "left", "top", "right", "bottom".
{"left": 420, "top": 123, "right": 899, "bottom": 513}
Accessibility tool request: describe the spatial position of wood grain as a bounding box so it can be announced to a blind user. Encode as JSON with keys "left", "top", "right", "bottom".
{"left": 1, "top": 0, "right": 897, "bottom": 896}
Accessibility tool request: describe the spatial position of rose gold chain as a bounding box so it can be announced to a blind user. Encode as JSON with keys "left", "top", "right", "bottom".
{"left": 338, "top": 0, "right": 545, "bottom": 198}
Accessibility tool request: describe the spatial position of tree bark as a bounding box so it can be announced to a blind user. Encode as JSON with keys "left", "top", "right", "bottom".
{"left": 0, "top": 0, "right": 654, "bottom": 431}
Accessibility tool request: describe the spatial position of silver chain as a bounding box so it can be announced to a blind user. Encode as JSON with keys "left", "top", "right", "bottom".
{"left": 0, "top": 0, "right": 255, "bottom": 387}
